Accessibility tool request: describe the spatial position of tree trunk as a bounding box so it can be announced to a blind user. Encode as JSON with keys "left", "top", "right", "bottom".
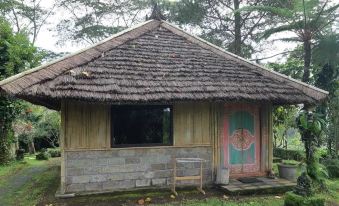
{"left": 233, "top": 0, "right": 242, "bottom": 56}
{"left": 302, "top": 39, "right": 311, "bottom": 83}
{"left": 28, "top": 141, "right": 36, "bottom": 154}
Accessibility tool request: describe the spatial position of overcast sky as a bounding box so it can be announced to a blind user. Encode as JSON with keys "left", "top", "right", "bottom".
{"left": 34, "top": 0, "right": 339, "bottom": 63}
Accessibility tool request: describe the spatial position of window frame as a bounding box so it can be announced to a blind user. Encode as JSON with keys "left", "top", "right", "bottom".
{"left": 110, "top": 105, "right": 173, "bottom": 148}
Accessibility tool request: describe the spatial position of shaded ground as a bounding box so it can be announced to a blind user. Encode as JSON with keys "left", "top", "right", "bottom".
{"left": 0, "top": 166, "right": 48, "bottom": 204}
{"left": 0, "top": 157, "right": 60, "bottom": 206}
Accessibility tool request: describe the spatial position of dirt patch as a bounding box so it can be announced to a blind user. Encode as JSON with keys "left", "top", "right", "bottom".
{"left": 39, "top": 187, "right": 227, "bottom": 206}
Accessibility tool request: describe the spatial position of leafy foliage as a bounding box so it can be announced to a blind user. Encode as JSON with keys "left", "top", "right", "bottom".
{"left": 13, "top": 103, "right": 60, "bottom": 150}
{"left": 0, "top": 18, "right": 41, "bottom": 164}
{"left": 284, "top": 191, "right": 325, "bottom": 206}
{"left": 273, "top": 148, "right": 305, "bottom": 161}
{"left": 272, "top": 106, "right": 300, "bottom": 149}
{"left": 240, "top": 0, "right": 339, "bottom": 82}
{"left": 323, "top": 159, "right": 339, "bottom": 178}
{"left": 47, "top": 148, "right": 61, "bottom": 158}
{"left": 35, "top": 148, "right": 50, "bottom": 160}
{"left": 0, "top": 0, "right": 56, "bottom": 44}
{"left": 297, "top": 110, "right": 328, "bottom": 189}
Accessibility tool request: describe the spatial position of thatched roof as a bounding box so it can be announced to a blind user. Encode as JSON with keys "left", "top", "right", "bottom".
{"left": 0, "top": 20, "right": 328, "bottom": 109}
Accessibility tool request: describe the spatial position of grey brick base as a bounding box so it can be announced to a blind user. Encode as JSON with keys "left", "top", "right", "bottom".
{"left": 63, "top": 146, "right": 212, "bottom": 193}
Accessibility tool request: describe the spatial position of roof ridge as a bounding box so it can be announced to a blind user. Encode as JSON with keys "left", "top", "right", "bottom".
{"left": 0, "top": 19, "right": 159, "bottom": 87}
{"left": 160, "top": 21, "right": 328, "bottom": 100}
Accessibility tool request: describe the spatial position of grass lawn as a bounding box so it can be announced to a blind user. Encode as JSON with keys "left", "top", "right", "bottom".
{"left": 1, "top": 156, "right": 339, "bottom": 206}
{"left": 0, "top": 155, "right": 60, "bottom": 206}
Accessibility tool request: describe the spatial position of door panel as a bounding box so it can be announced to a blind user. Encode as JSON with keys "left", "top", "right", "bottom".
{"left": 223, "top": 104, "right": 260, "bottom": 176}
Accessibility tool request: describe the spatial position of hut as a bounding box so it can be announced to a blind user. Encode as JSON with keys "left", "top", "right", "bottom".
{"left": 0, "top": 19, "right": 328, "bottom": 195}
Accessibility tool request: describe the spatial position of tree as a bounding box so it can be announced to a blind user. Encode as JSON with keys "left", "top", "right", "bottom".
{"left": 54, "top": 0, "right": 153, "bottom": 45}
{"left": 169, "top": 0, "right": 278, "bottom": 57}
{"left": 313, "top": 33, "right": 339, "bottom": 155}
{"left": 0, "top": 18, "right": 41, "bottom": 164}
{"left": 272, "top": 106, "right": 300, "bottom": 149}
{"left": 297, "top": 110, "right": 327, "bottom": 189}
{"left": 0, "top": 0, "right": 56, "bottom": 44}
{"left": 240, "top": 0, "right": 339, "bottom": 83}
{"left": 13, "top": 103, "right": 60, "bottom": 153}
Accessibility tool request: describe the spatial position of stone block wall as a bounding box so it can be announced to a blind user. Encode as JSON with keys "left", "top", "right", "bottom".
{"left": 63, "top": 146, "right": 213, "bottom": 193}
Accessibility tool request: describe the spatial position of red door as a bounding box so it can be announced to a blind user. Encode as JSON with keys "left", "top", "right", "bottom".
{"left": 222, "top": 104, "right": 261, "bottom": 176}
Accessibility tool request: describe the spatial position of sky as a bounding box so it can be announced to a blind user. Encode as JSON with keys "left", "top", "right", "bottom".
{"left": 34, "top": 0, "right": 339, "bottom": 63}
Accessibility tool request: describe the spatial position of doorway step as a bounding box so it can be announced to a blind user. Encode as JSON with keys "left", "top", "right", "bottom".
{"left": 219, "top": 177, "right": 296, "bottom": 195}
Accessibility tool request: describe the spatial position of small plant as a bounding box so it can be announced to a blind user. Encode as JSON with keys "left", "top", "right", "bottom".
{"left": 15, "top": 149, "right": 25, "bottom": 161}
{"left": 47, "top": 148, "right": 61, "bottom": 158}
{"left": 274, "top": 148, "right": 305, "bottom": 161}
{"left": 284, "top": 191, "right": 325, "bottom": 206}
{"left": 35, "top": 148, "right": 50, "bottom": 160}
{"left": 282, "top": 160, "right": 300, "bottom": 166}
{"left": 323, "top": 159, "right": 339, "bottom": 178}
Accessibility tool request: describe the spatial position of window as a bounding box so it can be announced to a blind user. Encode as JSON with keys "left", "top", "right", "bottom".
{"left": 111, "top": 105, "right": 172, "bottom": 147}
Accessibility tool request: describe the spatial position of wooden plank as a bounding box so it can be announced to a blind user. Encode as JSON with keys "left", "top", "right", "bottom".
{"left": 63, "top": 101, "right": 111, "bottom": 149}
{"left": 173, "top": 102, "right": 213, "bottom": 146}
{"left": 175, "top": 176, "right": 201, "bottom": 180}
{"left": 267, "top": 104, "right": 273, "bottom": 171}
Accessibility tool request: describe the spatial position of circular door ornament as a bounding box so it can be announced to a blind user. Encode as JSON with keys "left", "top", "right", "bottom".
{"left": 230, "top": 129, "right": 255, "bottom": 150}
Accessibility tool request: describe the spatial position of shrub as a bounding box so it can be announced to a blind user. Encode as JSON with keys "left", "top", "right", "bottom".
{"left": 15, "top": 149, "right": 25, "bottom": 161}
{"left": 48, "top": 148, "right": 61, "bottom": 158}
{"left": 282, "top": 159, "right": 300, "bottom": 165}
{"left": 284, "top": 192, "right": 325, "bottom": 206}
{"left": 323, "top": 159, "right": 339, "bottom": 178}
{"left": 36, "top": 148, "right": 50, "bottom": 160}
{"left": 274, "top": 148, "right": 305, "bottom": 161}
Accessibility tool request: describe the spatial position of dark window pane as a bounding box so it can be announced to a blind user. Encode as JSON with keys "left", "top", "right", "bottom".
{"left": 111, "top": 106, "right": 172, "bottom": 146}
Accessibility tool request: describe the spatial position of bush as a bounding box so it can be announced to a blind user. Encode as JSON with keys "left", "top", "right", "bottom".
{"left": 15, "top": 149, "right": 25, "bottom": 161}
{"left": 48, "top": 148, "right": 61, "bottom": 158}
{"left": 284, "top": 192, "right": 325, "bottom": 206}
{"left": 36, "top": 148, "right": 50, "bottom": 160}
{"left": 282, "top": 159, "right": 300, "bottom": 165}
{"left": 274, "top": 148, "right": 305, "bottom": 161}
{"left": 323, "top": 159, "right": 339, "bottom": 178}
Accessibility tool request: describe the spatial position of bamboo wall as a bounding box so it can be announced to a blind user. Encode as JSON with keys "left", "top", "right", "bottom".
{"left": 61, "top": 101, "right": 111, "bottom": 150}
{"left": 173, "top": 102, "right": 214, "bottom": 145}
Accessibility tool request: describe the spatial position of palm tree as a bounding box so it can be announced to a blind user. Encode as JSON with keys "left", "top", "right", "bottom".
{"left": 239, "top": 0, "right": 339, "bottom": 83}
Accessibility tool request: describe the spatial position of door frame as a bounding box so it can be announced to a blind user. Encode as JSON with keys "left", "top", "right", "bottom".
{"left": 222, "top": 103, "right": 266, "bottom": 178}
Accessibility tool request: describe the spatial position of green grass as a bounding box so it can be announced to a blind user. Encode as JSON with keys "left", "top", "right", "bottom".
{"left": 160, "top": 197, "right": 284, "bottom": 206}
{"left": 0, "top": 154, "right": 44, "bottom": 183}
{"left": 2, "top": 163, "right": 59, "bottom": 206}
{"left": 0, "top": 155, "right": 60, "bottom": 206}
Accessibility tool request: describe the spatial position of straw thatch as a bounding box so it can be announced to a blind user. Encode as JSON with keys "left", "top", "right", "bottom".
{"left": 0, "top": 20, "right": 328, "bottom": 109}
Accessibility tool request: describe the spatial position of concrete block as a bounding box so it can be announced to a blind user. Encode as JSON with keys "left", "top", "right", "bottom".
{"left": 118, "top": 150, "right": 135, "bottom": 157}
{"left": 96, "top": 158, "right": 109, "bottom": 166}
{"left": 143, "top": 171, "right": 155, "bottom": 179}
{"left": 154, "top": 170, "right": 171, "bottom": 178}
{"left": 85, "top": 182, "right": 103, "bottom": 191}
{"left": 108, "top": 158, "right": 125, "bottom": 165}
{"left": 71, "top": 175, "right": 90, "bottom": 184}
{"left": 125, "top": 157, "right": 140, "bottom": 164}
{"left": 151, "top": 178, "right": 167, "bottom": 186}
{"left": 90, "top": 175, "right": 107, "bottom": 183}
{"left": 67, "top": 183, "right": 85, "bottom": 192}
{"left": 107, "top": 172, "right": 141, "bottom": 181}
{"left": 151, "top": 163, "right": 166, "bottom": 170}
{"left": 67, "top": 159, "right": 90, "bottom": 168}
{"left": 67, "top": 168, "right": 84, "bottom": 176}
{"left": 136, "top": 179, "right": 151, "bottom": 187}
{"left": 103, "top": 180, "right": 135, "bottom": 190}
{"left": 83, "top": 167, "right": 102, "bottom": 175}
